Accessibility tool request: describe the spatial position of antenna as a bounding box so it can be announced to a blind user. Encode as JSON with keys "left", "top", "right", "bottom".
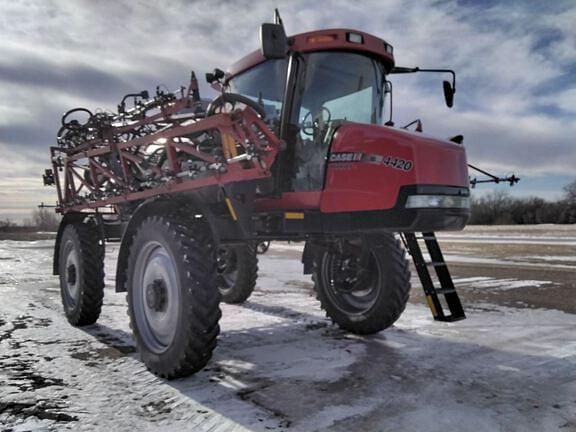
{"left": 274, "top": 8, "right": 284, "bottom": 26}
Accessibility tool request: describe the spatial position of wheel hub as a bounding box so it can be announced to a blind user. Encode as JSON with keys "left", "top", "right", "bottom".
{"left": 146, "top": 279, "right": 168, "bottom": 312}
{"left": 67, "top": 264, "right": 77, "bottom": 285}
{"left": 333, "top": 257, "right": 361, "bottom": 293}
{"left": 217, "top": 248, "right": 234, "bottom": 273}
{"left": 322, "top": 241, "right": 380, "bottom": 314}
{"left": 216, "top": 247, "right": 238, "bottom": 289}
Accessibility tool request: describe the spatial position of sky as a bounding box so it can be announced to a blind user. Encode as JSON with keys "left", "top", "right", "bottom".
{"left": 0, "top": 0, "right": 574, "bottom": 222}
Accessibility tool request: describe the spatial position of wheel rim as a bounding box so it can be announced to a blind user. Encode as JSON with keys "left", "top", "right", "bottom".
{"left": 256, "top": 241, "right": 270, "bottom": 254}
{"left": 62, "top": 239, "right": 80, "bottom": 308}
{"left": 133, "top": 241, "right": 180, "bottom": 354}
{"left": 321, "top": 240, "right": 381, "bottom": 315}
{"left": 216, "top": 247, "right": 238, "bottom": 292}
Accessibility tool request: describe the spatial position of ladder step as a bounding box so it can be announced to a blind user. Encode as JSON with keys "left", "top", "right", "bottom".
{"left": 426, "top": 261, "right": 446, "bottom": 267}
{"left": 434, "top": 288, "right": 456, "bottom": 295}
{"left": 435, "top": 314, "right": 466, "bottom": 323}
{"left": 423, "top": 283, "right": 455, "bottom": 293}
{"left": 423, "top": 288, "right": 456, "bottom": 297}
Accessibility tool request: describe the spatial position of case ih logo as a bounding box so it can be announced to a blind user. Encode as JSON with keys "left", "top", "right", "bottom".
{"left": 329, "top": 152, "right": 413, "bottom": 172}
{"left": 329, "top": 152, "right": 363, "bottom": 163}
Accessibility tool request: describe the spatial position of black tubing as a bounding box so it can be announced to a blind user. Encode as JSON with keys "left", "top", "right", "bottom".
{"left": 206, "top": 93, "right": 266, "bottom": 118}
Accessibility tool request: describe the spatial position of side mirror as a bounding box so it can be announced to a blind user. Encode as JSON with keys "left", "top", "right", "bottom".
{"left": 260, "top": 23, "right": 288, "bottom": 59}
{"left": 443, "top": 80, "right": 455, "bottom": 108}
{"left": 383, "top": 80, "right": 394, "bottom": 126}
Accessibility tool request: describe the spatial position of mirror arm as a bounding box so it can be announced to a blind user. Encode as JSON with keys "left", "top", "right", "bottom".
{"left": 274, "top": 8, "right": 284, "bottom": 26}
{"left": 390, "top": 67, "right": 456, "bottom": 92}
{"left": 418, "top": 68, "right": 456, "bottom": 93}
{"left": 390, "top": 66, "right": 420, "bottom": 74}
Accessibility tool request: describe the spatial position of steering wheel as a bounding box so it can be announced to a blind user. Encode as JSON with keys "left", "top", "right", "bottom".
{"left": 206, "top": 93, "right": 266, "bottom": 119}
{"left": 301, "top": 107, "right": 331, "bottom": 136}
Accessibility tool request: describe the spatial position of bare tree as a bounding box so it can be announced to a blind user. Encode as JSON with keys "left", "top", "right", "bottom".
{"left": 0, "top": 218, "right": 16, "bottom": 230}
{"left": 31, "top": 208, "right": 60, "bottom": 231}
{"left": 564, "top": 180, "right": 576, "bottom": 203}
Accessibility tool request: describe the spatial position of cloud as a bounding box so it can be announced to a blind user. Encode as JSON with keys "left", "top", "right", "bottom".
{"left": 0, "top": 54, "right": 133, "bottom": 97}
{"left": 0, "top": 0, "right": 575, "bottom": 220}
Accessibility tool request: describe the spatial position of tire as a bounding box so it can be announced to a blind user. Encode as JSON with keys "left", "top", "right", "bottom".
{"left": 126, "top": 213, "right": 221, "bottom": 379}
{"left": 58, "top": 222, "right": 105, "bottom": 326}
{"left": 313, "top": 233, "right": 411, "bottom": 335}
{"left": 217, "top": 244, "right": 258, "bottom": 304}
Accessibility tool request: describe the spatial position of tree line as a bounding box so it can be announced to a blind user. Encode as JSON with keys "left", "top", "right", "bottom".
{"left": 0, "top": 208, "right": 60, "bottom": 232}
{"left": 469, "top": 180, "right": 576, "bottom": 225}
{"left": 1, "top": 180, "right": 576, "bottom": 230}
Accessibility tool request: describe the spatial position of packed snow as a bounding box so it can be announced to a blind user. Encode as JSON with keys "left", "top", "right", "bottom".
{"left": 0, "top": 239, "right": 575, "bottom": 431}
{"left": 271, "top": 241, "right": 576, "bottom": 271}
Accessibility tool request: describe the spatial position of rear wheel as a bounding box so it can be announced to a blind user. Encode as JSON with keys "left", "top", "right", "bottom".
{"left": 126, "top": 214, "right": 220, "bottom": 379}
{"left": 313, "top": 233, "right": 411, "bottom": 334}
{"left": 217, "top": 244, "right": 258, "bottom": 304}
{"left": 58, "top": 221, "right": 105, "bottom": 326}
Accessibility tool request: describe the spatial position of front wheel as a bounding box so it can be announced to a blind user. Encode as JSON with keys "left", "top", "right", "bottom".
{"left": 126, "top": 214, "right": 221, "bottom": 379}
{"left": 313, "top": 233, "right": 411, "bottom": 335}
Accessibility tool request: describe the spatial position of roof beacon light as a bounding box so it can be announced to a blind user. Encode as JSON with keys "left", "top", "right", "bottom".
{"left": 307, "top": 34, "right": 337, "bottom": 44}
{"left": 347, "top": 32, "right": 363, "bottom": 44}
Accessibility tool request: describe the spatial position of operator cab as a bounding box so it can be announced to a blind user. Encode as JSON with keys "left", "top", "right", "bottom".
{"left": 225, "top": 29, "right": 394, "bottom": 194}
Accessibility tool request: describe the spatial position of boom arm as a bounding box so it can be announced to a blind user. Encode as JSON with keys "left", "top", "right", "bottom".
{"left": 468, "top": 164, "right": 520, "bottom": 188}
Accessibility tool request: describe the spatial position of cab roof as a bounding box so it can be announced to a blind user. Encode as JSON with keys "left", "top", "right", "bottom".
{"left": 226, "top": 28, "right": 395, "bottom": 81}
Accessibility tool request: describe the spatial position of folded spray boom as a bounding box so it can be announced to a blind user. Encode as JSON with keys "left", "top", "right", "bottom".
{"left": 45, "top": 71, "right": 280, "bottom": 213}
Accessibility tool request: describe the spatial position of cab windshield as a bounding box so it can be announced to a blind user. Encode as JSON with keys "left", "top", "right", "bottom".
{"left": 296, "top": 51, "right": 385, "bottom": 128}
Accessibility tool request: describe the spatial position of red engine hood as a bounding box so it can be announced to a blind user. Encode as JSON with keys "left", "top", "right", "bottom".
{"left": 321, "top": 123, "right": 469, "bottom": 213}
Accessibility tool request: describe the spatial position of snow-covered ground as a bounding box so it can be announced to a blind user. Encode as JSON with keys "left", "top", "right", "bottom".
{"left": 273, "top": 241, "right": 576, "bottom": 271}
{"left": 1, "top": 238, "right": 575, "bottom": 431}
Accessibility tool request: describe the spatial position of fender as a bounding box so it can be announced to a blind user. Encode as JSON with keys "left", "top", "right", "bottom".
{"left": 302, "top": 240, "right": 328, "bottom": 275}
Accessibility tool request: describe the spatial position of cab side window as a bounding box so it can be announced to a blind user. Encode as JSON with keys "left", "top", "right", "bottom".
{"left": 228, "top": 59, "right": 288, "bottom": 134}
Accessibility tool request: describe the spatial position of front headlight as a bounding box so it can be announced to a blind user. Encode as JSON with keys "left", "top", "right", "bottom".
{"left": 405, "top": 195, "right": 470, "bottom": 209}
